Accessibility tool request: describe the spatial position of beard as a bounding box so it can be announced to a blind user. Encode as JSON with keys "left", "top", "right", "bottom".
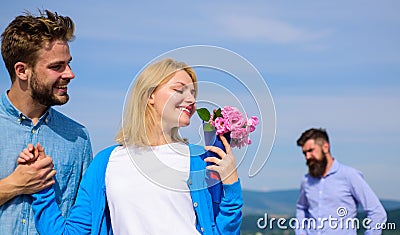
{"left": 30, "top": 72, "right": 69, "bottom": 106}
{"left": 307, "top": 151, "right": 328, "bottom": 178}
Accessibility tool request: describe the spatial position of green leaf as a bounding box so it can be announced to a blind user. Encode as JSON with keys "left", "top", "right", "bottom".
{"left": 203, "top": 122, "right": 215, "bottom": 132}
{"left": 213, "top": 108, "right": 222, "bottom": 121}
{"left": 196, "top": 108, "right": 211, "bottom": 122}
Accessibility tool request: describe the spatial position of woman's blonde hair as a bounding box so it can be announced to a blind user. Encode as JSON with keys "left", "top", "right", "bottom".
{"left": 115, "top": 58, "right": 198, "bottom": 147}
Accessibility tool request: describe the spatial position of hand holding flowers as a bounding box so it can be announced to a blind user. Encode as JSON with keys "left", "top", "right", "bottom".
{"left": 204, "top": 134, "right": 238, "bottom": 184}
{"left": 197, "top": 106, "right": 259, "bottom": 184}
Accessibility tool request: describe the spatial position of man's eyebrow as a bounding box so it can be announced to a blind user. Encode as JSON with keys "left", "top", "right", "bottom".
{"left": 48, "top": 57, "right": 72, "bottom": 66}
{"left": 302, "top": 148, "right": 314, "bottom": 154}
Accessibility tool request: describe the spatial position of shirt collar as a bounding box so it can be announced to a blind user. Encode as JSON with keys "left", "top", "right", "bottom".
{"left": 1, "top": 90, "right": 21, "bottom": 118}
{"left": 1, "top": 90, "right": 52, "bottom": 124}
{"left": 325, "top": 158, "right": 339, "bottom": 177}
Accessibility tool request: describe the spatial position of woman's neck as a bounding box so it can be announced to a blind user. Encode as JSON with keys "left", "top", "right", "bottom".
{"left": 147, "top": 126, "right": 175, "bottom": 146}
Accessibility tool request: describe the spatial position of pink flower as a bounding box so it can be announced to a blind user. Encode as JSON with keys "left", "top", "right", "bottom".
{"left": 226, "top": 115, "right": 246, "bottom": 131}
{"left": 247, "top": 116, "right": 259, "bottom": 132}
{"left": 221, "top": 106, "right": 242, "bottom": 121}
{"left": 231, "top": 128, "right": 247, "bottom": 140}
{"left": 201, "top": 105, "right": 259, "bottom": 149}
{"left": 214, "top": 117, "right": 229, "bottom": 135}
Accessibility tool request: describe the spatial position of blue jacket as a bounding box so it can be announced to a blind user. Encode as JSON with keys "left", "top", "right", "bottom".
{"left": 32, "top": 144, "right": 242, "bottom": 234}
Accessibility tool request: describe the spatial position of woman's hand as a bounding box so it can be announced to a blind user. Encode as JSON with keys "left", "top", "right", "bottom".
{"left": 17, "top": 143, "right": 48, "bottom": 165}
{"left": 204, "top": 135, "right": 239, "bottom": 185}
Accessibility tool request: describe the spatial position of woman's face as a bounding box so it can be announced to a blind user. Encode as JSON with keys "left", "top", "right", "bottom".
{"left": 149, "top": 70, "right": 196, "bottom": 130}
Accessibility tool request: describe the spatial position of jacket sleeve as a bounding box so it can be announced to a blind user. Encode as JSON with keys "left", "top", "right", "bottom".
{"left": 214, "top": 179, "right": 243, "bottom": 234}
{"left": 32, "top": 148, "right": 110, "bottom": 235}
{"left": 32, "top": 189, "right": 91, "bottom": 234}
{"left": 31, "top": 163, "right": 98, "bottom": 235}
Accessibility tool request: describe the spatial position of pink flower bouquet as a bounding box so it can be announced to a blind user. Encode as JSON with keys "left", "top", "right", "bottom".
{"left": 197, "top": 106, "right": 259, "bottom": 148}
{"left": 197, "top": 106, "right": 259, "bottom": 195}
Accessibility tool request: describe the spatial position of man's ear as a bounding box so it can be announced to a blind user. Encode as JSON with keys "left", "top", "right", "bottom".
{"left": 14, "top": 62, "right": 30, "bottom": 81}
{"left": 322, "top": 142, "right": 330, "bottom": 154}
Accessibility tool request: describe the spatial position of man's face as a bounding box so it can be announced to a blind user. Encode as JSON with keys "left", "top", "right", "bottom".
{"left": 29, "top": 40, "right": 75, "bottom": 107}
{"left": 302, "top": 139, "right": 328, "bottom": 178}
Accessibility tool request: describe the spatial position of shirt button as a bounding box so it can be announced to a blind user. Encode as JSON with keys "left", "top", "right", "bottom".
{"left": 201, "top": 227, "right": 204, "bottom": 232}
{"left": 22, "top": 219, "right": 26, "bottom": 224}
{"left": 193, "top": 202, "right": 198, "bottom": 208}
{"left": 17, "top": 118, "right": 21, "bottom": 122}
{"left": 22, "top": 116, "right": 26, "bottom": 119}
{"left": 189, "top": 179, "right": 192, "bottom": 185}
{"left": 31, "top": 129, "right": 35, "bottom": 134}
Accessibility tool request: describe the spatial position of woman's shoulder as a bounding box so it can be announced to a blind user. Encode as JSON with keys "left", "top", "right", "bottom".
{"left": 91, "top": 145, "right": 121, "bottom": 166}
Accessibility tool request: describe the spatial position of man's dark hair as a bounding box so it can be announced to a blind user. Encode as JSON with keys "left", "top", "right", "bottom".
{"left": 1, "top": 9, "right": 75, "bottom": 83}
{"left": 297, "top": 128, "right": 329, "bottom": 147}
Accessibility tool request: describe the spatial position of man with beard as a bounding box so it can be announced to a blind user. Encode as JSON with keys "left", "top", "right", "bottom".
{"left": 295, "top": 128, "right": 386, "bottom": 235}
{"left": 0, "top": 10, "right": 92, "bottom": 234}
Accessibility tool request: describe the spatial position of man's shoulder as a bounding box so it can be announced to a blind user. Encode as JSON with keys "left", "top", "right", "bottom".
{"left": 334, "top": 160, "right": 364, "bottom": 180}
{"left": 336, "top": 160, "right": 359, "bottom": 173}
{"left": 49, "top": 109, "right": 92, "bottom": 144}
{"left": 51, "top": 108, "right": 85, "bottom": 127}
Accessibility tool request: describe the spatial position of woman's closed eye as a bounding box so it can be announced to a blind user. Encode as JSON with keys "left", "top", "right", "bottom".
{"left": 174, "top": 89, "right": 184, "bottom": 94}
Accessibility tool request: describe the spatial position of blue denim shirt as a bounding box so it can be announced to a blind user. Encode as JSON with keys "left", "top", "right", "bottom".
{"left": 0, "top": 91, "right": 93, "bottom": 234}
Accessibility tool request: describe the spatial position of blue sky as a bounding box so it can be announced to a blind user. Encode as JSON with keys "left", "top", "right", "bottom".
{"left": 1, "top": 1, "right": 399, "bottom": 200}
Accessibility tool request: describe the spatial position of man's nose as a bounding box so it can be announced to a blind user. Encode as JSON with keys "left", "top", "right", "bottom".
{"left": 304, "top": 152, "right": 312, "bottom": 160}
{"left": 62, "top": 65, "right": 75, "bottom": 80}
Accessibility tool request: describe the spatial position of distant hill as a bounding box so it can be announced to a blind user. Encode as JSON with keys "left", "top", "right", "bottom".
{"left": 242, "top": 189, "right": 299, "bottom": 216}
{"left": 381, "top": 200, "right": 400, "bottom": 211}
{"left": 242, "top": 189, "right": 400, "bottom": 216}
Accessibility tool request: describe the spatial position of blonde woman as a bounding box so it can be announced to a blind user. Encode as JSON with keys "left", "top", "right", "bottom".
{"left": 20, "top": 58, "right": 243, "bottom": 234}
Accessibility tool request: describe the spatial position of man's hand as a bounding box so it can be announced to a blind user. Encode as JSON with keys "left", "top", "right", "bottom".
{"left": 0, "top": 145, "right": 56, "bottom": 206}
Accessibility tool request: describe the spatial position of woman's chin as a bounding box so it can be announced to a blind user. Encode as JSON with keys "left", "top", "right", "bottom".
{"left": 179, "top": 120, "right": 191, "bottom": 127}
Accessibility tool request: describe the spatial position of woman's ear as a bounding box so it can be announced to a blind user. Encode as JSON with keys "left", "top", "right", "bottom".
{"left": 147, "top": 87, "right": 156, "bottom": 105}
{"left": 14, "top": 62, "right": 30, "bottom": 81}
{"left": 148, "top": 93, "right": 155, "bottom": 105}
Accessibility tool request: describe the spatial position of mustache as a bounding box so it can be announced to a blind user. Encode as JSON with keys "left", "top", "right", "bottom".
{"left": 306, "top": 159, "right": 316, "bottom": 166}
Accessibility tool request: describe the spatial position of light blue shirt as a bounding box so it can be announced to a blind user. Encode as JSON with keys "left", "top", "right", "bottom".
{"left": 296, "top": 159, "right": 387, "bottom": 235}
{"left": 0, "top": 91, "right": 93, "bottom": 234}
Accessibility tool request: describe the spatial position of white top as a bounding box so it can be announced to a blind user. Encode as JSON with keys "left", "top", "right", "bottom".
{"left": 105, "top": 143, "right": 200, "bottom": 235}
